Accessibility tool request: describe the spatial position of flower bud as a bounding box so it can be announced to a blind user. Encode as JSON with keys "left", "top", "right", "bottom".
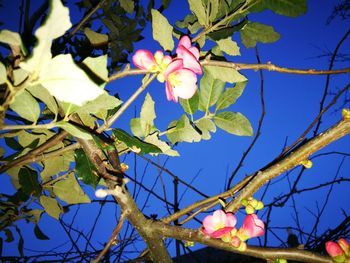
{"left": 338, "top": 239, "right": 350, "bottom": 255}
{"left": 249, "top": 199, "right": 258, "bottom": 208}
{"left": 245, "top": 204, "right": 255, "bottom": 215}
{"left": 255, "top": 201, "right": 264, "bottom": 210}
{"left": 241, "top": 199, "right": 248, "bottom": 206}
{"left": 300, "top": 159, "right": 313, "bottom": 169}
{"left": 95, "top": 189, "right": 109, "bottom": 198}
{"left": 342, "top": 108, "right": 350, "bottom": 120}
{"left": 326, "top": 241, "right": 345, "bottom": 257}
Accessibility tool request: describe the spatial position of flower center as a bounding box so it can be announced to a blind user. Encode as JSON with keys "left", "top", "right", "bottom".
{"left": 214, "top": 222, "right": 225, "bottom": 230}
{"left": 168, "top": 72, "right": 182, "bottom": 87}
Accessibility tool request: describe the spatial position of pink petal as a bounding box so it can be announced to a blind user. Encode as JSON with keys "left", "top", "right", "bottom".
{"left": 326, "top": 241, "right": 344, "bottom": 257}
{"left": 241, "top": 214, "right": 265, "bottom": 238}
{"left": 189, "top": 46, "right": 200, "bottom": 60}
{"left": 132, "top": 49, "right": 156, "bottom": 70}
{"left": 210, "top": 227, "right": 234, "bottom": 238}
{"left": 172, "top": 69, "right": 197, "bottom": 100}
{"left": 179, "top": 35, "right": 191, "bottom": 49}
{"left": 165, "top": 80, "right": 175, "bottom": 102}
{"left": 338, "top": 238, "right": 350, "bottom": 252}
{"left": 164, "top": 59, "right": 184, "bottom": 79}
{"left": 225, "top": 213, "right": 237, "bottom": 228}
{"left": 176, "top": 45, "right": 202, "bottom": 75}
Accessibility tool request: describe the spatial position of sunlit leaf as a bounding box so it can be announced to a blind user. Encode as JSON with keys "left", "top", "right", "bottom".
{"left": 140, "top": 93, "right": 156, "bottom": 134}
{"left": 76, "top": 92, "right": 122, "bottom": 116}
{"left": 18, "top": 167, "right": 42, "bottom": 197}
{"left": 113, "top": 128, "right": 162, "bottom": 154}
{"left": 166, "top": 115, "right": 201, "bottom": 144}
{"left": 41, "top": 155, "right": 71, "bottom": 182}
{"left": 144, "top": 133, "right": 180, "bottom": 156}
{"left": 188, "top": 0, "right": 207, "bottom": 26}
{"left": 214, "top": 111, "right": 253, "bottom": 136}
{"left": 38, "top": 54, "right": 104, "bottom": 106}
{"left": 204, "top": 66, "right": 247, "bottom": 84}
{"left": 0, "top": 29, "right": 27, "bottom": 55}
{"left": 130, "top": 118, "right": 144, "bottom": 138}
{"left": 208, "top": 0, "right": 219, "bottom": 21}
{"left": 199, "top": 69, "right": 225, "bottom": 112}
{"left": 39, "top": 195, "right": 62, "bottom": 220}
{"left": 26, "top": 84, "right": 58, "bottom": 116}
{"left": 216, "top": 81, "right": 247, "bottom": 111}
{"left": 27, "top": 209, "right": 43, "bottom": 224}
{"left": 84, "top": 28, "right": 108, "bottom": 47}
{"left": 19, "top": 0, "right": 71, "bottom": 74}
{"left": 56, "top": 121, "right": 93, "bottom": 140}
{"left": 151, "top": 9, "right": 174, "bottom": 51}
{"left": 195, "top": 117, "right": 216, "bottom": 140}
{"left": 120, "top": 0, "right": 134, "bottom": 14}
{"left": 240, "top": 22, "right": 280, "bottom": 48}
{"left": 250, "top": 0, "right": 307, "bottom": 17}
{"left": 180, "top": 90, "right": 199, "bottom": 115}
{"left": 75, "top": 148, "right": 99, "bottom": 188}
{"left": 216, "top": 37, "right": 240, "bottom": 56}
{"left": 9, "top": 90, "right": 40, "bottom": 122}
{"left": 53, "top": 173, "right": 91, "bottom": 204}
{"left": 34, "top": 225, "right": 49, "bottom": 240}
{"left": 0, "top": 62, "right": 6, "bottom": 84}
{"left": 82, "top": 55, "right": 109, "bottom": 82}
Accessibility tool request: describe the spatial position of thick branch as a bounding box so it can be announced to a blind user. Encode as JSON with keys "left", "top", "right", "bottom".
{"left": 225, "top": 117, "right": 350, "bottom": 212}
{"left": 201, "top": 60, "right": 350, "bottom": 75}
{"left": 154, "top": 223, "right": 331, "bottom": 263}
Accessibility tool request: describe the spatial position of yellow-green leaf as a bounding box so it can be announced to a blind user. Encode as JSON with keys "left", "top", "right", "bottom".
{"left": 151, "top": 9, "right": 174, "bottom": 51}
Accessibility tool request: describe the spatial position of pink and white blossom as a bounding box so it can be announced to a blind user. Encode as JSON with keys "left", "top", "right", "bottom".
{"left": 326, "top": 241, "right": 345, "bottom": 257}
{"left": 202, "top": 210, "right": 237, "bottom": 238}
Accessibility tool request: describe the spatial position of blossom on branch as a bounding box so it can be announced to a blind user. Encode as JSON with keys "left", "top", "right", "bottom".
{"left": 326, "top": 239, "right": 350, "bottom": 262}
{"left": 237, "top": 214, "right": 265, "bottom": 241}
{"left": 202, "top": 210, "right": 237, "bottom": 239}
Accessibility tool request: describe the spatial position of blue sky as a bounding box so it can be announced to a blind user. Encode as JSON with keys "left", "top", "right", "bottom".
{"left": 1, "top": 0, "right": 350, "bottom": 260}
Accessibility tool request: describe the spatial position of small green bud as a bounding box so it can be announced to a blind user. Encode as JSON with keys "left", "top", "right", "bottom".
{"left": 241, "top": 199, "right": 248, "bottom": 206}
{"left": 255, "top": 201, "right": 264, "bottom": 210}
{"left": 245, "top": 204, "right": 255, "bottom": 215}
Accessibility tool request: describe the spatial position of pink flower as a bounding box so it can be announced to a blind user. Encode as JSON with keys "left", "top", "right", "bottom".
{"left": 176, "top": 36, "right": 202, "bottom": 75}
{"left": 238, "top": 214, "right": 265, "bottom": 241}
{"left": 164, "top": 59, "right": 197, "bottom": 102}
{"left": 326, "top": 241, "right": 345, "bottom": 257}
{"left": 202, "top": 210, "right": 237, "bottom": 238}
{"left": 132, "top": 50, "right": 171, "bottom": 74}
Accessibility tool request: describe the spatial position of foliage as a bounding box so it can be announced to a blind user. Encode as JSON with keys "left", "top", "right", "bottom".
{"left": 0, "top": 0, "right": 349, "bottom": 262}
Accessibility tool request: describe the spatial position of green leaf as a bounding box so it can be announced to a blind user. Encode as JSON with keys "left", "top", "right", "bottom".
{"left": 9, "top": 90, "right": 40, "bottom": 122}
{"left": 204, "top": 65, "right": 247, "bottom": 84}
{"left": 84, "top": 28, "right": 108, "bottom": 47}
{"left": 175, "top": 14, "right": 197, "bottom": 29}
{"left": 144, "top": 133, "right": 179, "bottom": 156}
{"left": 250, "top": 0, "right": 307, "bottom": 17}
{"left": 151, "top": 9, "right": 174, "bottom": 51}
{"left": 240, "top": 22, "right": 280, "bottom": 48}
{"left": 214, "top": 111, "right": 253, "bottom": 136}
{"left": 27, "top": 209, "right": 43, "bottom": 224}
{"left": 166, "top": 115, "right": 201, "bottom": 144}
{"left": 39, "top": 195, "right": 62, "bottom": 219}
{"left": 0, "top": 62, "right": 6, "bottom": 84}
{"left": 13, "top": 68, "right": 28, "bottom": 86}
{"left": 188, "top": 0, "right": 207, "bottom": 26}
{"left": 208, "top": 0, "right": 219, "bottom": 21}
{"left": 140, "top": 93, "right": 156, "bottom": 134}
{"left": 199, "top": 69, "right": 225, "bottom": 112}
{"left": 37, "top": 54, "right": 104, "bottom": 106}
{"left": 41, "top": 155, "right": 71, "bottom": 182}
{"left": 82, "top": 55, "right": 109, "bottom": 82}
{"left": 130, "top": 118, "right": 145, "bottom": 138}
{"left": 53, "top": 173, "right": 91, "bottom": 204}
{"left": 15, "top": 227, "right": 24, "bottom": 257}
{"left": 56, "top": 121, "right": 93, "bottom": 140}
{"left": 26, "top": 84, "right": 58, "bottom": 116}
{"left": 0, "top": 29, "right": 27, "bottom": 55}
{"left": 120, "top": 0, "right": 134, "bottom": 14}
{"left": 18, "top": 167, "right": 42, "bottom": 197}
{"left": 76, "top": 92, "right": 122, "bottom": 116}
{"left": 195, "top": 117, "right": 216, "bottom": 140}
{"left": 34, "top": 225, "right": 49, "bottom": 240}
{"left": 216, "top": 37, "right": 240, "bottom": 56}
{"left": 75, "top": 148, "right": 99, "bottom": 188}
{"left": 19, "top": 0, "right": 71, "bottom": 75}
{"left": 179, "top": 90, "right": 199, "bottom": 115}
{"left": 216, "top": 81, "right": 247, "bottom": 111}
{"left": 113, "top": 128, "right": 162, "bottom": 154}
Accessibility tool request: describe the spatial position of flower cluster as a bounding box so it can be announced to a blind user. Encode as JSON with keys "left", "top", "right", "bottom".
{"left": 132, "top": 36, "right": 202, "bottom": 102}
{"left": 202, "top": 209, "right": 265, "bottom": 251}
{"left": 326, "top": 239, "right": 350, "bottom": 263}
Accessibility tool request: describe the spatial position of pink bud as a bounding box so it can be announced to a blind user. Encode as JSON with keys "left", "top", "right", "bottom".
{"left": 326, "top": 241, "right": 344, "bottom": 257}
{"left": 239, "top": 214, "right": 265, "bottom": 240}
{"left": 132, "top": 50, "right": 157, "bottom": 71}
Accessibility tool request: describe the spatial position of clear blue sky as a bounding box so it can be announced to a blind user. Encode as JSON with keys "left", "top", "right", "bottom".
{"left": 0, "top": 0, "right": 349, "bottom": 260}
